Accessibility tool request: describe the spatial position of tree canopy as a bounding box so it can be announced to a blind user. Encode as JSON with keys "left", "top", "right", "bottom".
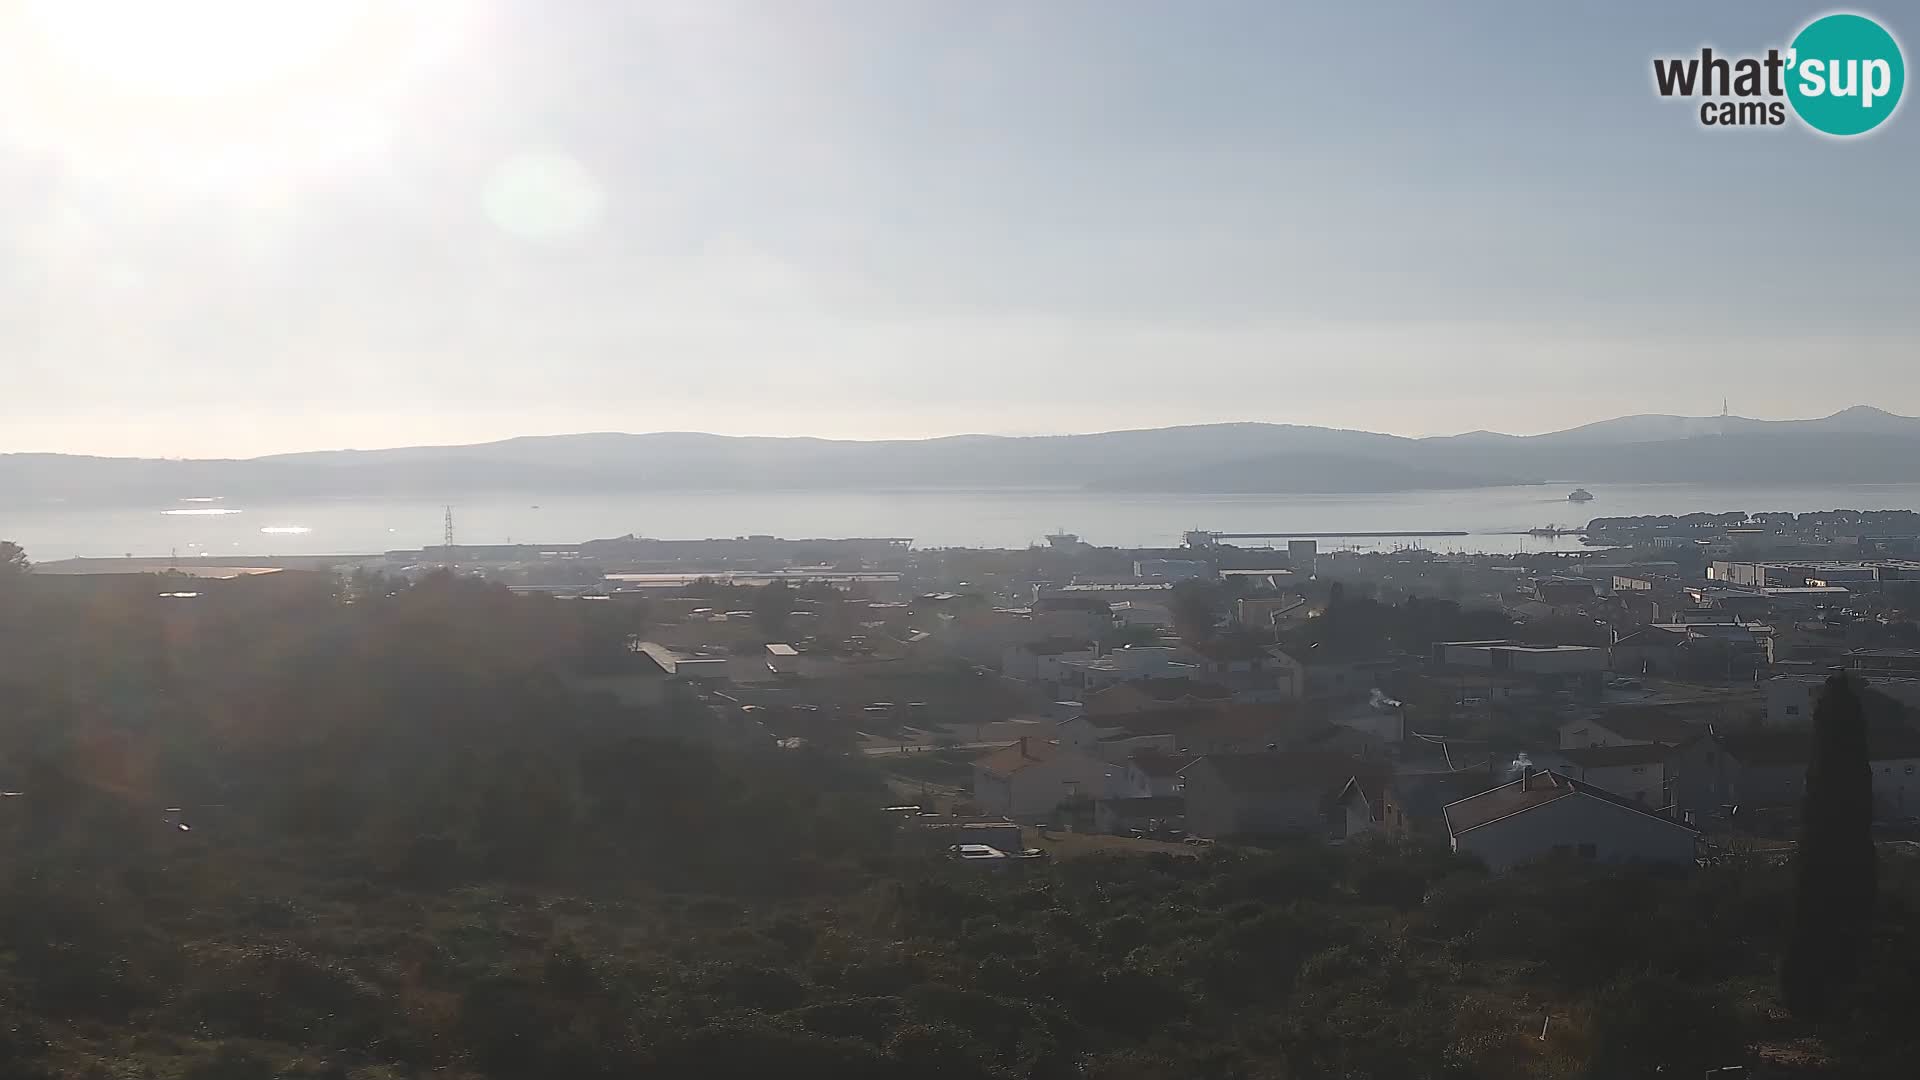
{"left": 1783, "top": 674, "right": 1878, "bottom": 1015}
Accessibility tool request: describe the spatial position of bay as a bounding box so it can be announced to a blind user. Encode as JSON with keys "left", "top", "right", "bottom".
{"left": 7, "top": 482, "right": 1920, "bottom": 562}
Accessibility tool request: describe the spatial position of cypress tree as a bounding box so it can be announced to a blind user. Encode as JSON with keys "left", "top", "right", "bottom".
{"left": 1781, "top": 674, "right": 1876, "bottom": 1014}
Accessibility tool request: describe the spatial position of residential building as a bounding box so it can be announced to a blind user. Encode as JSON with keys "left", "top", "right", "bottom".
{"left": 1188, "top": 635, "right": 1282, "bottom": 680}
{"left": 971, "top": 738, "right": 1117, "bottom": 823}
{"left": 1441, "top": 671, "right": 1546, "bottom": 706}
{"left": 1115, "top": 751, "right": 1195, "bottom": 798}
{"left": 1270, "top": 648, "right": 1391, "bottom": 701}
{"left": 1443, "top": 769, "right": 1698, "bottom": 873}
{"left": 1093, "top": 796, "right": 1186, "bottom": 835}
{"left": 1287, "top": 540, "right": 1318, "bottom": 570}
{"left": 1669, "top": 728, "right": 1920, "bottom": 822}
{"left": 1535, "top": 578, "right": 1601, "bottom": 609}
{"left": 1237, "top": 596, "right": 1311, "bottom": 635}
{"left": 1030, "top": 595, "right": 1118, "bottom": 639}
{"left": 1035, "top": 581, "right": 1179, "bottom": 606}
{"left": 1056, "top": 646, "right": 1198, "bottom": 692}
{"left": 1763, "top": 586, "right": 1852, "bottom": 609}
{"left": 1558, "top": 743, "right": 1672, "bottom": 806}
{"left": 1649, "top": 621, "right": 1775, "bottom": 665}
{"left": 1111, "top": 601, "right": 1175, "bottom": 629}
{"left": 1847, "top": 649, "right": 1920, "bottom": 677}
{"left": 1336, "top": 773, "right": 1411, "bottom": 840}
{"left": 933, "top": 607, "right": 1055, "bottom": 665}
{"left": 1080, "top": 677, "right": 1232, "bottom": 716}
{"left": 764, "top": 643, "right": 799, "bottom": 675}
{"left": 1000, "top": 638, "right": 1098, "bottom": 683}
{"left": 1134, "top": 558, "right": 1211, "bottom": 581}
{"left": 1056, "top": 703, "right": 1325, "bottom": 762}
{"left": 1435, "top": 640, "right": 1609, "bottom": 695}
{"left": 1558, "top": 709, "right": 1708, "bottom": 750}
{"left": 1184, "top": 752, "right": 1380, "bottom": 839}
{"left": 1611, "top": 626, "right": 1687, "bottom": 675}
{"left": 1765, "top": 673, "right": 1920, "bottom": 726}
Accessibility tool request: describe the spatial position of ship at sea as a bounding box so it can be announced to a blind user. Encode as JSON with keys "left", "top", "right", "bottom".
{"left": 1567, "top": 488, "right": 1594, "bottom": 503}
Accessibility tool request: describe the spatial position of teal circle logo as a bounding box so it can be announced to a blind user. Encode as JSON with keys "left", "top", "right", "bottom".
{"left": 1786, "top": 13, "right": 1905, "bottom": 136}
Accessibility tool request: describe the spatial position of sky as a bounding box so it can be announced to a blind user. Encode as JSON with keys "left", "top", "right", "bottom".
{"left": 2, "top": 0, "right": 1916, "bottom": 458}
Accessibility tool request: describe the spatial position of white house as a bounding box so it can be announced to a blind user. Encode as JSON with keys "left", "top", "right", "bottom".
{"left": 1443, "top": 769, "right": 1698, "bottom": 873}
{"left": 1111, "top": 601, "right": 1175, "bottom": 629}
{"left": 971, "top": 738, "right": 1118, "bottom": 822}
{"left": 1000, "top": 638, "right": 1098, "bottom": 683}
{"left": 1184, "top": 752, "right": 1379, "bottom": 839}
{"left": 1189, "top": 636, "right": 1282, "bottom": 679}
{"left": 1056, "top": 646, "right": 1196, "bottom": 692}
{"left": 1114, "top": 751, "right": 1194, "bottom": 798}
{"left": 1764, "top": 673, "right": 1920, "bottom": 726}
{"left": 1556, "top": 743, "right": 1672, "bottom": 807}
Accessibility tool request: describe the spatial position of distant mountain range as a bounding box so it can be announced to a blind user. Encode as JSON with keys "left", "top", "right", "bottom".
{"left": 6, "top": 406, "right": 1920, "bottom": 505}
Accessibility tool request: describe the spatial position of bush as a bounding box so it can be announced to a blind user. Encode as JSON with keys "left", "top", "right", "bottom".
{"left": 795, "top": 996, "right": 903, "bottom": 1043}
{"left": 650, "top": 1021, "right": 893, "bottom": 1080}
{"left": 1585, "top": 971, "right": 1750, "bottom": 1078}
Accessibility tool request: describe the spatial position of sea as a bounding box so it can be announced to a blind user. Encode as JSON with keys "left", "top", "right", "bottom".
{"left": 9, "top": 482, "right": 1920, "bottom": 563}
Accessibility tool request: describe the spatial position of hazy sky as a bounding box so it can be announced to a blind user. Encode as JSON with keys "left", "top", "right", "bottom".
{"left": 3, "top": 1, "right": 1915, "bottom": 458}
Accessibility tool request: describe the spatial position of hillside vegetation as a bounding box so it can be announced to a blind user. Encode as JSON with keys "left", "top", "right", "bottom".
{"left": 1, "top": 560, "right": 1917, "bottom": 1077}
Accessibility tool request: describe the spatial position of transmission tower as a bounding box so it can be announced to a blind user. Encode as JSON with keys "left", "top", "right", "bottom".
{"left": 443, "top": 505, "right": 455, "bottom": 562}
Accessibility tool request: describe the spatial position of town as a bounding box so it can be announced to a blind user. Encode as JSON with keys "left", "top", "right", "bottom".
{"left": 24, "top": 507, "right": 1920, "bottom": 872}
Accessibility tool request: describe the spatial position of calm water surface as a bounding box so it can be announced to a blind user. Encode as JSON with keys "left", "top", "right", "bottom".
{"left": 7, "top": 483, "right": 1920, "bottom": 561}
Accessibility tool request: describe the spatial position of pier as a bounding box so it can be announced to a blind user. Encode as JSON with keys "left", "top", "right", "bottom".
{"left": 1184, "top": 529, "right": 1469, "bottom": 547}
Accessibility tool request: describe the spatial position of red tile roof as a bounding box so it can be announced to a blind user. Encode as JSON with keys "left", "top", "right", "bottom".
{"left": 1444, "top": 770, "right": 1698, "bottom": 836}
{"left": 975, "top": 738, "right": 1061, "bottom": 778}
{"left": 1561, "top": 743, "right": 1675, "bottom": 769}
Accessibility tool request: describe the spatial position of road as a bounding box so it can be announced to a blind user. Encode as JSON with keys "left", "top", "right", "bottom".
{"left": 860, "top": 741, "right": 1003, "bottom": 757}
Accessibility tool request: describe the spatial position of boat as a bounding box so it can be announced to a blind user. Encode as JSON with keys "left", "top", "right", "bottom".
{"left": 1567, "top": 488, "right": 1594, "bottom": 503}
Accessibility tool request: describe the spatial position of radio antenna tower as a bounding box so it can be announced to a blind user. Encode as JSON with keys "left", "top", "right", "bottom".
{"left": 443, "top": 505, "right": 456, "bottom": 560}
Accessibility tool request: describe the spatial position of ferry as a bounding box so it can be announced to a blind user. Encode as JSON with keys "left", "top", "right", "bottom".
{"left": 1567, "top": 488, "right": 1594, "bottom": 503}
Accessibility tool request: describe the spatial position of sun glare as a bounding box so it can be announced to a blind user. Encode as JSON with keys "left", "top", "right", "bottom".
{"left": 26, "top": 0, "right": 378, "bottom": 100}
{"left": 2, "top": 0, "right": 474, "bottom": 190}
